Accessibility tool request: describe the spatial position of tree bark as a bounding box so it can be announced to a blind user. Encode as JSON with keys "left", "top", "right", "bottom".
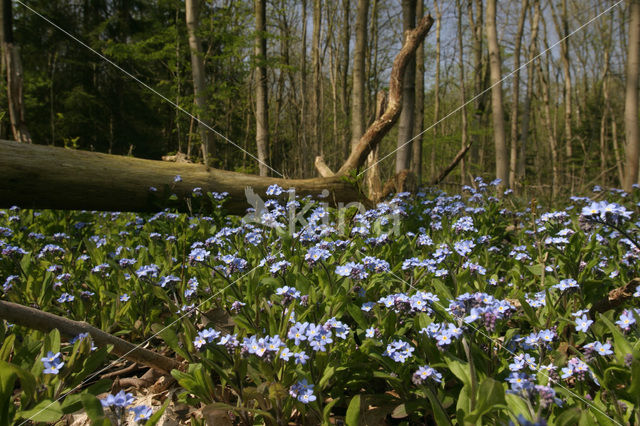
{"left": 350, "top": 0, "right": 369, "bottom": 149}
{"left": 254, "top": 0, "right": 269, "bottom": 176}
{"left": 430, "top": 0, "right": 441, "bottom": 181}
{"left": 467, "top": 0, "right": 487, "bottom": 170}
{"left": 538, "top": 53, "right": 559, "bottom": 199}
{"left": 300, "top": 0, "right": 308, "bottom": 176}
{"left": 411, "top": 0, "right": 425, "bottom": 184}
{"left": 486, "top": 0, "right": 508, "bottom": 188}
{"left": 456, "top": 0, "right": 469, "bottom": 186}
{"left": 508, "top": 0, "right": 528, "bottom": 189}
{"left": 518, "top": 0, "right": 540, "bottom": 184}
{"left": 550, "top": 0, "right": 573, "bottom": 184}
{"left": 0, "top": 0, "right": 31, "bottom": 144}
{"left": 624, "top": 0, "right": 640, "bottom": 192}
{"left": 395, "top": 0, "right": 417, "bottom": 174}
{"left": 311, "top": 0, "right": 322, "bottom": 157}
{"left": 185, "top": 0, "right": 213, "bottom": 164}
{"left": 340, "top": 0, "right": 351, "bottom": 160}
{"left": 0, "top": 139, "right": 365, "bottom": 214}
{"left": 366, "top": 91, "right": 386, "bottom": 198}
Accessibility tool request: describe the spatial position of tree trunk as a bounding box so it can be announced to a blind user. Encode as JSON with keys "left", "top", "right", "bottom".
{"left": 300, "top": 0, "right": 308, "bottom": 176}
{"left": 518, "top": 0, "right": 540, "bottom": 183}
{"left": 366, "top": 91, "right": 386, "bottom": 197}
{"left": 411, "top": 0, "right": 424, "bottom": 184}
{"left": 395, "top": 0, "right": 416, "bottom": 174}
{"left": 340, "top": 0, "right": 351, "bottom": 160}
{"left": 351, "top": 0, "right": 369, "bottom": 149}
{"left": 456, "top": 0, "right": 469, "bottom": 186}
{"left": 600, "top": 26, "right": 613, "bottom": 188}
{"left": 0, "top": 139, "right": 365, "bottom": 214}
{"left": 486, "top": 0, "right": 508, "bottom": 188}
{"left": 4, "top": 12, "right": 434, "bottom": 215}
{"left": 0, "top": 0, "right": 31, "bottom": 143}
{"left": 538, "top": 55, "right": 559, "bottom": 199}
{"left": 508, "top": 0, "right": 528, "bottom": 189}
{"left": 430, "top": 0, "right": 441, "bottom": 181}
{"left": 185, "top": 0, "right": 212, "bottom": 164}
{"left": 254, "top": 0, "right": 269, "bottom": 176}
{"left": 624, "top": 0, "right": 640, "bottom": 192}
{"left": 311, "top": 0, "right": 322, "bottom": 157}
{"left": 467, "top": 0, "right": 486, "bottom": 171}
{"left": 550, "top": 0, "right": 573, "bottom": 186}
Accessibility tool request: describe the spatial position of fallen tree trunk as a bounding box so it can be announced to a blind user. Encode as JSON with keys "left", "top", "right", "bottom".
{"left": 0, "top": 139, "right": 366, "bottom": 215}
{"left": 0, "top": 300, "right": 180, "bottom": 374}
{"left": 0, "top": 14, "right": 433, "bottom": 215}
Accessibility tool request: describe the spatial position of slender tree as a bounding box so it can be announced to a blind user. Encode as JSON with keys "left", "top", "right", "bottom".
{"left": 509, "top": 0, "right": 528, "bottom": 189}
{"left": 351, "top": 0, "right": 369, "bottom": 149}
{"left": 411, "top": 0, "right": 425, "bottom": 183}
{"left": 0, "top": 0, "right": 31, "bottom": 143}
{"left": 430, "top": 0, "right": 441, "bottom": 180}
{"left": 467, "top": 0, "right": 487, "bottom": 171}
{"left": 624, "top": 0, "right": 640, "bottom": 192}
{"left": 340, "top": 0, "right": 350, "bottom": 159}
{"left": 254, "top": 0, "right": 269, "bottom": 176}
{"left": 185, "top": 0, "right": 212, "bottom": 164}
{"left": 486, "top": 0, "right": 508, "bottom": 187}
{"left": 395, "top": 0, "right": 417, "bottom": 174}
{"left": 297, "top": 0, "right": 312, "bottom": 176}
{"left": 456, "top": 0, "right": 469, "bottom": 185}
{"left": 550, "top": 0, "right": 573, "bottom": 185}
{"left": 518, "top": 0, "right": 540, "bottom": 183}
{"left": 311, "top": 0, "right": 322, "bottom": 158}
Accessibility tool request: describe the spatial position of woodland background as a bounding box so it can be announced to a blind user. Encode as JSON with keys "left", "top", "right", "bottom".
{"left": 0, "top": 0, "right": 636, "bottom": 201}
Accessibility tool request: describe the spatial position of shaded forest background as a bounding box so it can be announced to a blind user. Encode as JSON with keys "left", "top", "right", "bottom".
{"left": 0, "top": 0, "right": 635, "bottom": 200}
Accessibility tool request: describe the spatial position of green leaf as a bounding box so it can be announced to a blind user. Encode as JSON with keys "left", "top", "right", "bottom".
{"left": 205, "top": 402, "right": 276, "bottom": 422}
{"left": 17, "top": 400, "right": 63, "bottom": 423}
{"left": 456, "top": 384, "right": 471, "bottom": 415}
{"left": 319, "top": 365, "right": 335, "bottom": 389}
{"left": 466, "top": 378, "right": 506, "bottom": 422}
{"left": 347, "top": 303, "right": 368, "bottom": 330}
{"left": 599, "top": 314, "right": 633, "bottom": 363}
{"left": 425, "top": 387, "right": 453, "bottom": 426}
{"left": 554, "top": 407, "right": 582, "bottom": 426}
{"left": 0, "top": 360, "right": 36, "bottom": 408}
{"left": 145, "top": 397, "right": 170, "bottom": 426}
{"left": 323, "top": 397, "right": 341, "bottom": 424}
{"left": 444, "top": 355, "right": 471, "bottom": 388}
{"left": 0, "top": 365, "right": 17, "bottom": 426}
{"left": 81, "top": 393, "right": 108, "bottom": 422}
{"left": 630, "top": 359, "right": 640, "bottom": 404}
{"left": 504, "top": 393, "right": 530, "bottom": 420}
{"left": 578, "top": 410, "right": 598, "bottom": 426}
{"left": 345, "top": 394, "right": 361, "bottom": 426}
{"left": 526, "top": 263, "right": 545, "bottom": 276}
{"left": 60, "top": 394, "right": 83, "bottom": 414}
{"left": 152, "top": 323, "right": 191, "bottom": 361}
{"left": 0, "top": 334, "right": 15, "bottom": 362}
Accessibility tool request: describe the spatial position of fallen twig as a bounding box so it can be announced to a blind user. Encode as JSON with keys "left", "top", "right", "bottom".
{"left": 0, "top": 300, "right": 180, "bottom": 374}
